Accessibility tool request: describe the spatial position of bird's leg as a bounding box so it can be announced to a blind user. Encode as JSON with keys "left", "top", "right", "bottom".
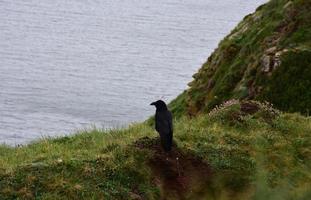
{"left": 165, "top": 152, "right": 169, "bottom": 161}
{"left": 176, "top": 156, "right": 181, "bottom": 177}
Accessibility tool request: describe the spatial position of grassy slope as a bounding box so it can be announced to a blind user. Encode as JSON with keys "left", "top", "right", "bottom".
{"left": 1, "top": 0, "right": 311, "bottom": 199}
{"left": 1, "top": 101, "right": 311, "bottom": 199}
{"left": 172, "top": 0, "right": 311, "bottom": 116}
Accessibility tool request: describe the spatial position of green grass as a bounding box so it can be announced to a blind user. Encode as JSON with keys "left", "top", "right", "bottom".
{"left": 1, "top": 101, "right": 311, "bottom": 199}
{"left": 1, "top": 0, "right": 311, "bottom": 199}
{"left": 0, "top": 125, "right": 159, "bottom": 199}
{"left": 168, "top": 91, "right": 188, "bottom": 119}
{"left": 0, "top": 125, "right": 153, "bottom": 171}
{"left": 181, "top": 0, "right": 311, "bottom": 116}
{"left": 259, "top": 50, "right": 311, "bottom": 114}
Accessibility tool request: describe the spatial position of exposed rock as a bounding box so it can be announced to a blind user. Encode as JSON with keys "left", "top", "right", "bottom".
{"left": 30, "top": 162, "right": 49, "bottom": 168}
{"left": 261, "top": 48, "right": 288, "bottom": 74}
{"left": 261, "top": 55, "right": 271, "bottom": 73}
{"left": 229, "top": 22, "right": 249, "bottom": 40}
{"left": 273, "top": 49, "right": 288, "bottom": 70}
{"left": 273, "top": 51, "right": 282, "bottom": 70}
{"left": 266, "top": 46, "right": 277, "bottom": 55}
{"left": 207, "top": 79, "right": 215, "bottom": 90}
{"left": 247, "top": 80, "right": 256, "bottom": 99}
{"left": 284, "top": 1, "right": 294, "bottom": 10}
{"left": 275, "top": 51, "right": 282, "bottom": 57}
{"left": 252, "top": 12, "right": 262, "bottom": 22}
{"left": 129, "top": 192, "right": 143, "bottom": 200}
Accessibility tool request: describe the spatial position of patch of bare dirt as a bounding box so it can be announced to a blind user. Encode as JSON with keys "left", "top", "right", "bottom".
{"left": 134, "top": 137, "right": 212, "bottom": 200}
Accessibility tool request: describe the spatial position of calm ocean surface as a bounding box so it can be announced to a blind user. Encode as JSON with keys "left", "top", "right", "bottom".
{"left": 0, "top": 0, "right": 266, "bottom": 145}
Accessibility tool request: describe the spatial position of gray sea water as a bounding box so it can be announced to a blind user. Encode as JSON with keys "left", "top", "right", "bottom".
{"left": 0, "top": 0, "right": 267, "bottom": 145}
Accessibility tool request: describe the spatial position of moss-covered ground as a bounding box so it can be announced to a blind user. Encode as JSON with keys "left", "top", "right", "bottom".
{"left": 1, "top": 101, "right": 311, "bottom": 200}
{"left": 179, "top": 0, "right": 311, "bottom": 116}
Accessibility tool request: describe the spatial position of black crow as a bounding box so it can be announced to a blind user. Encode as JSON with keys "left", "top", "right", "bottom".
{"left": 150, "top": 100, "right": 173, "bottom": 152}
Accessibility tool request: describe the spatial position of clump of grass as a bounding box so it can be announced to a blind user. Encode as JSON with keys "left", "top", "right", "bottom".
{"left": 208, "top": 99, "right": 280, "bottom": 126}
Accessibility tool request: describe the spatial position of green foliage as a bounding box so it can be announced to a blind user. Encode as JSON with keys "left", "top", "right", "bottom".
{"left": 175, "top": 0, "right": 311, "bottom": 116}
{"left": 259, "top": 50, "right": 311, "bottom": 114}
{"left": 168, "top": 91, "right": 187, "bottom": 119}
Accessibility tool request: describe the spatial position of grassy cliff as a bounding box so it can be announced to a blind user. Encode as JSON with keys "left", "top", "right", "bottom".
{"left": 1, "top": 101, "right": 311, "bottom": 199}
{"left": 1, "top": 0, "right": 311, "bottom": 199}
{"left": 171, "top": 0, "right": 311, "bottom": 116}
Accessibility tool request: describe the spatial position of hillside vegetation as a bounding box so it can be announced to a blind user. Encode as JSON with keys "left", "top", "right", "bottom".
{"left": 171, "top": 0, "right": 311, "bottom": 117}
{"left": 1, "top": 101, "right": 311, "bottom": 199}
{"left": 1, "top": 0, "right": 311, "bottom": 199}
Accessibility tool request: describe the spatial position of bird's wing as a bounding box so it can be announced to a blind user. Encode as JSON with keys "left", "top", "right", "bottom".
{"left": 168, "top": 111, "right": 173, "bottom": 133}
{"left": 155, "top": 111, "right": 173, "bottom": 134}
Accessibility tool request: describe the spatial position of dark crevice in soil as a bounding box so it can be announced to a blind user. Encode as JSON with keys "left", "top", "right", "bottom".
{"left": 134, "top": 137, "right": 213, "bottom": 200}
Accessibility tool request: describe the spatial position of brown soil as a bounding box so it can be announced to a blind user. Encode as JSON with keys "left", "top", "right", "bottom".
{"left": 240, "top": 102, "right": 260, "bottom": 114}
{"left": 134, "top": 137, "right": 213, "bottom": 200}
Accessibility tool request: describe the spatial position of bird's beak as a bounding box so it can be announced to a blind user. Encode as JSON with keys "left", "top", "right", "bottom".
{"left": 150, "top": 102, "right": 155, "bottom": 106}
